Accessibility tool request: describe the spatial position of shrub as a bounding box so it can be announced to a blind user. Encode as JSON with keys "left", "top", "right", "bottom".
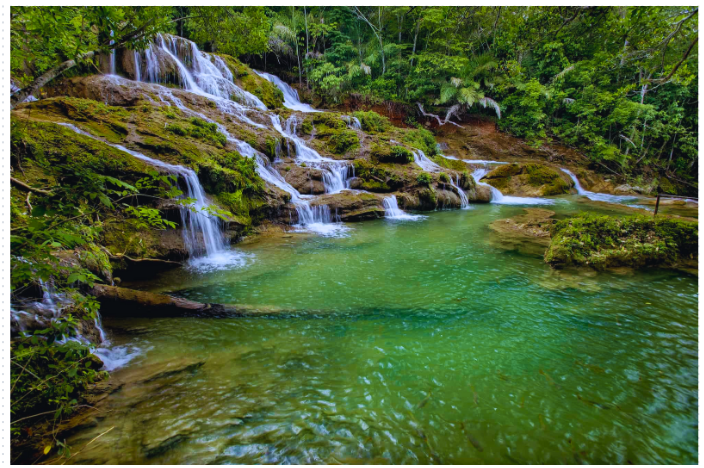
{"left": 417, "top": 172, "right": 432, "bottom": 186}
{"left": 352, "top": 111, "right": 390, "bottom": 133}
{"left": 166, "top": 124, "right": 187, "bottom": 136}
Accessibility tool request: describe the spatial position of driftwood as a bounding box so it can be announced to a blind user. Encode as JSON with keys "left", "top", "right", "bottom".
{"left": 416, "top": 103, "right": 464, "bottom": 128}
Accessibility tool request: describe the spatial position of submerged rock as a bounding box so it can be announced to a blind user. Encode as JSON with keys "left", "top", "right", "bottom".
{"left": 309, "top": 191, "right": 386, "bottom": 222}
{"left": 488, "top": 208, "right": 556, "bottom": 257}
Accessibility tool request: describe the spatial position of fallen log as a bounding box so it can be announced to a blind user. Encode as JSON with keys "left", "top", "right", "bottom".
{"left": 90, "top": 285, "right": 242, "bottom": 318}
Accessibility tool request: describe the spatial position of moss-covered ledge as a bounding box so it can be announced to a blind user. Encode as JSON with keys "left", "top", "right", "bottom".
{"left": 544, "top": 213, "right": 698, "bottom": 270}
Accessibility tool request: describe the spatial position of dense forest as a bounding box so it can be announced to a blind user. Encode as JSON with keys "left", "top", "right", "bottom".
{"left": 12, "top": 6, "right": 699, "bottom": 189}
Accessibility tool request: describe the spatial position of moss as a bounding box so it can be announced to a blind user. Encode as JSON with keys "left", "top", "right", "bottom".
{"left": 419, "top": 188, "right": 438, "bottom": 206}
{"left": 402, "top": 127, "right": 438, "bottom": 156}
{"left": 371, "top": 144, "right": 413, "bottom": 164}
{"left": 11, "top": 119, "right": 148, "bottom": 179}
{"left": 545, "top": 213, "right": 698, "bottom": 270}
{"left": 352, "top": 159, "right": 399, "bottom": 192}
{"left": 327, "top": 129, "right": 359, "bottom": 155}
{"left": 438, "top": 172, "right": 450, "bottom": 183}
{"left": 300, "top": 118, "right": 314, "bottom": 135}
{"left": 485, "top": 163, "right": 570, "bottom": 196}
{"left": 352, "top": 111, "right": 390, "bottom": 133}
{"left": 166, "top": 123, "right": 187, "bottom": 136}
{"left": 313, "top": 112, "right": 346, "bottom": 130}
{"left": 432, "top": 155, "right": 467, "bottom": 172}
{"left": 264, "top": 135, "right": 282, "bottom": 159}
{"left": 213, "top": 54, "right": 284, "bottom": 109}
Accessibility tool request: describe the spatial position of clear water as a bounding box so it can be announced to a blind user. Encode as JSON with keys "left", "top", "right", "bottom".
{"left": 68, "top": 203, "right": 697, "bottom": 464}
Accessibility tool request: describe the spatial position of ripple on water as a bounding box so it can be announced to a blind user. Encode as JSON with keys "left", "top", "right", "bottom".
{"left": 58, "top": 207, "right": 697, "bottom": 464}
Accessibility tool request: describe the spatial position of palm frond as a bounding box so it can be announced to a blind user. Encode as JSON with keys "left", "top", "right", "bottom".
{"left": 479, "top": 97, "right": 501, "bottom": 119}
{"left": 554, "top": 65, "right": 575, "bottom": 81}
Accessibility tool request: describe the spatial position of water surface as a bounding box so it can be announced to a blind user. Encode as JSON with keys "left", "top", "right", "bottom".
{"left": 71, "top": 202, "right": 698, "bottom": 464}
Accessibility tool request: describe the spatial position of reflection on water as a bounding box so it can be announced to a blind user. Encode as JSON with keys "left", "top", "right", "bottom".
{"left": 70, "top": 203, "right": 696, "bottom": 464}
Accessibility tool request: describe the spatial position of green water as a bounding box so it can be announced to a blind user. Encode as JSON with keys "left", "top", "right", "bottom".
{"left": 70, "top": 202, "right": 697, "bottom": 464}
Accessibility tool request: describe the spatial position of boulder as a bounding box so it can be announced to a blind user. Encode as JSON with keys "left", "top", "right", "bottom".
{"left": 483, "top": 163, "right": 572, "bottom": 196}
{"left": 309, "top": 191, "right": 385, "bottom": 222}
{"left": 282, "top": 165, "right": 326, "bottom": 195}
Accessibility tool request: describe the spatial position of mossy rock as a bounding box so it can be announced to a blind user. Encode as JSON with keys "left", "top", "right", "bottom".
{"left": 212, "top": 54, "right": 284, "bottom": 109}
{"left": 351, "top": 111, "right": 390, "bottom": 133}
{"left": 313, "top": 112, "right": 346, "bottom": 130}
{"left": 545, "top": 213, "right": 698, "bottom": 270}
{"left": 371, "top": 144, "right": 413, "bottom": 164}
{"left": 484, "top": 163, "right": 570, "bottom": 197}
{"left": 402, "top": 127, "right": 438, "bottom": 156}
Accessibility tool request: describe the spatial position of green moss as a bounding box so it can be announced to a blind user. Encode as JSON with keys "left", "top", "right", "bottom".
{"left": 403, "top": 127, "right": 438, "bottom": 156}
{"left": 545, "top": 213, "right": 698, "bottom": 270}
{"left": 419, "top": 188, "right": 438, "bottom": 206}
{"left": 264, "top": 135, "right": 282, "bottom": 159}
{"left": 438, "top": 172, "right": 450, "bottom": 183}
{"left": 327, "top": 129, "right": 359, "bottom": 155}
{"left": 166, "top": 123, "right": 187, "bottom": 136}
{"left": 371, "top": 144, "right": 413, "bottom": 163}
{"left": 352, "top": 159, "right": 398, "bottom": 192}
{"left": 432, "top": 155, "right": 467, "bottom": 171}
{"left": 313, "top": 112, "right": 346, "bottom": 130}
{"left": 352, "top": 111, "right": 390, "bottom": 133}
{"left": 213, "top": 54, "right": 284, "bottom": 108}
{"left": 300, "top": 118, "right": 314, "bottom": 135}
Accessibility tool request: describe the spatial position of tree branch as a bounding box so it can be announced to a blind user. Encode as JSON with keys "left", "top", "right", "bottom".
{"left": 648, "top": 35, "right": 698, "bottom": 83}
{"left": 11, "top": 177, "right": 52, "bottom": 196}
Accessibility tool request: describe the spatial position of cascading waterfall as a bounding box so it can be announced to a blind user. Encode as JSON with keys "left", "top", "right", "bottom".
{"left": 472, "top": 168, "right": 554, "bottom": 205}
{"left": 254, "top": 70, "right": 320, "bottom": 113}
{"left": 342, "top": 115, "right": 362, "bottom": 130}
{"left": 383, "top": 195, "right": 425, "bottom": 221}
{"left": 449, "top": 176, "right": 471, "bottom": 209}
{"left": 560, "top": 168, "right": 638, "bottom": 204}
{"left": 271, "top": 114, "right": 354, "bottom": 194}
{"left": 412, "top": 149, "right": 443, "bottom": 172}
{"left": 57, "top": 122, "right": 253, "bottom": 270}
{"left": 109, "top": 30, "right": 116, "bottom": 75}
{"left": 133, "top": 51, "right": 141, "bottom": 81}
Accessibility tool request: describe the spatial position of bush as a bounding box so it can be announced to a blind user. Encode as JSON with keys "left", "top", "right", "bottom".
{"left": 352, "top": 111, "right": 390, "bottom": 133}
{"left": 328, "top": 130, "right": 359, "bottom": 154}
{"left": 417, "top": 172, "right": 432, "bottom": 186}
{"left": 545, "top": 213, "right": 698, "bottom": 269}
{"left": 166, "top": 124, "right": 187, "bottom": 136}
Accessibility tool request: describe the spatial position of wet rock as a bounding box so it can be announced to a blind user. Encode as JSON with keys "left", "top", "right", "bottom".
{"left": 483, "top": 163, "right": 571, "bottom": 196}
{"left": 475, "top": 184, "right": 493, "bottom": 202}
{"left": 309, "top": 191, "right": 386, "bottom": 222}
{"left": 282, "top": 165, "right": 326, "bottom": 195}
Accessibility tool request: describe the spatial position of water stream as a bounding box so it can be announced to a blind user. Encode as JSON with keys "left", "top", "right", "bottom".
{"left": 254, "top": 70, "right": 320, "bottom": 113}
{"left": 56, "top": 204, "right": 697, "bottom": 464}
{"left": 472, "top": 168, "right": 555, "bottom": 206}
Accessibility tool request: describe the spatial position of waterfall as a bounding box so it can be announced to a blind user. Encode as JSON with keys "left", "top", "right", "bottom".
{"left": 383, "top": 195, "right": 425, "bottom": 221}
{"left": 448, "top": 176, "right": 471, "bottom": 209}
{"left": 560, "top": 168, "right": 637, "bottom": 204}
{"left": 472, "top": 168, "right": 554, "bottom": 205}
{"left": 412, "top": 149, "right": 443, "bottom": 172}
{"left": 134, "top": 51, "right": 141, "bottom": 81}
{"left": 271, "top": 115, "right": 354, "bottom": 194}
{"left": 254, "top": 70, "right": 320, "bottom": 113}
{"left": 57, "top": 122, "right": 254, "bottom": 270}
{"left": 342, "top": 115, "right": 362, "bottom": 130}
{"left": 109, "top": 31, "right": 116, "bottom": 75}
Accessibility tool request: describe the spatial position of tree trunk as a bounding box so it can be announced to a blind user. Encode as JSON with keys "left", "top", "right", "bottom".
{"left": 11, "top": 51, "right": 97, "bottom": 108}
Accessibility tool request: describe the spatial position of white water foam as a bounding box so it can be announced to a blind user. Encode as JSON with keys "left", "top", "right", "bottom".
{"left": 383, "top": 195, "right": 426, "bottom": 221}
{"left": 472, "top": 168, "right": 554, "bottom": 205}
{"left": 560, "top": 168, "right": 640, "bottom": 204}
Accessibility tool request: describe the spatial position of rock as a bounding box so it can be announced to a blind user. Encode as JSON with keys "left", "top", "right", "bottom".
{"left": 475, "top": 184, "right": 493, "bottom": 202}
{"left": 488, "top": 208, "right": 556, "bottom": 257}
{"left": 614, "top": 184, "right": 635, "bottom": 194}
{"left": 282, "top": 165, "right": 326, "bottom": 195}
{"left": 309, "top": 191, "right": 386, "bottom": 222}
{"left": 484, "top": 163, "right": 571, "bottom": 196}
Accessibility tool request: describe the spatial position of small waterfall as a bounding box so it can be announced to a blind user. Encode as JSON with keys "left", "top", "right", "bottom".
{"left": 57, "top": 122, "right": 254, "bottom": 270}
{"left": 109, "top": 31, "right": 116, "bottom": 75}
{"left": 342, "top": 115, "right": 362, "bottom": 130}
{"left": 255, "top": 70, "right": 320, "bottom": 113}
{"left": 560, "top": 168, "right": 637, "bottom": 204}
{"left": 449, "top": 175, "right": 471, "bottom": 209}
{"left": 271, "top": 115, "right": 354, "bottom": 194}
{"left": 413, "top": 149, "right": 443, "bottom": 172}
{"left": 472, "top": 168, "right": 554, "bottom": 205}
{"left": 133, "top": 51, "right": 141, "bottom": 81}
{"left": 383, "top": 195, "right": 426, "bottom": 221}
